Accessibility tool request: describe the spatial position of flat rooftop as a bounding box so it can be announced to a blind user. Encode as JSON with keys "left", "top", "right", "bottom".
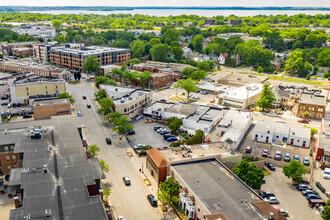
{"left": 33, "top": 97, "right": 70, "bottom": 106}
{"left": 300, "top": 93, "right": 326, "bottom": 106}
{"left": 171, "top": 158, "right": 264, "bottom": 219}
{"left": 144, "top": 101, "right": 175, "bottom": 113}
{"left": 51, "top": 46, "right": 129, "bottom": 55}
{"left": 0, "top": 116, "right": 107, "bottom": 220}
{"left": 13, "top": 75, "right": 65, "bottom": 85}
{"left": 166, "top": 103, "right": 199, "bottom": 116}
{"left": 224, "top": 83, "right": 263, "bottom": 101}
{"left": 100, "top": 85, "right": 150, "bottom": 105}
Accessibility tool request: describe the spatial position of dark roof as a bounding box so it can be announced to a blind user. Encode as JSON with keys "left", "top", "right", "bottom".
{"left": 33, "top": 97, "right": 70, "bottom": 106}
{"left": 171, "top": 158, "right": 266, "bottom": 220}
{"left": 0, "top": 116, "right": 107, "bottom": 220}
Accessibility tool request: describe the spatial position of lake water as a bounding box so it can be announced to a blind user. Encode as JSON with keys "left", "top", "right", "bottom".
{"left": 26, "top": 9, "right": 330, "bottom": 17}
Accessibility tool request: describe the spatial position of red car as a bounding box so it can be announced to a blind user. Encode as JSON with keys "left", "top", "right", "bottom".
{"left": 298, "top": 119, "right": 309, "bottom": 124}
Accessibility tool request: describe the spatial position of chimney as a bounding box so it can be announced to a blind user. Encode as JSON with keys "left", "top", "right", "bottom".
{"left": 99, "top": 189, "right": 104, "bottom": 202}
{"left": 14, "top": 196, "right": 20, "bottom": 208}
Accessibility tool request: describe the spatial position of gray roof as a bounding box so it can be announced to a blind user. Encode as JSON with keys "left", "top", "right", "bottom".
{"left": 300, "top": 93, "right": 326, "bottom": 106}
{"left": 253, "top": 121, "right": 289, "bottom": 135}
{"left": 33, "top": 98, "right": 70, "bottom": 106}
{"left": 171, "top": 159, "right": 264, "bottom": 219}
{"left": 0, "top": 116, "right": 107, "bottom": 220}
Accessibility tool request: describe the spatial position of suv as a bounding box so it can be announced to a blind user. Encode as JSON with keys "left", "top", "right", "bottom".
{"left": 122, "top": 176, "right": 131, "bottom": 186}
{"left": 274, "top": 151, "right": 282, "bottom": 160}
{"left": 147, "top": 194, "right": 157, "bottom": 206}
{"left": 245, "top": 146, "right": 252, "bottom": 154}
{"left": 303, "top": 157, "right": 310, "bottom": 166}
{"left": 284, "top": 153, "right": 291, "bottom": 162}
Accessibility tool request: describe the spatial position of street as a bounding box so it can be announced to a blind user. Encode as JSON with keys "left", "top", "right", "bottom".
{"left": 67, "top": 79, "right": 165, "bottom": 220}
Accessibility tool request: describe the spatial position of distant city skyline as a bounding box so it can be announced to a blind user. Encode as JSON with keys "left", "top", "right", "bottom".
{"left": 1, "top": 0, "right": 330, "bottom": 7}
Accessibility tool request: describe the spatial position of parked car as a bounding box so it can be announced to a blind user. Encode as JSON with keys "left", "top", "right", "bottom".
{"left": 245, "top": 146, "right": 252, "bottom": 153}
{"left": 306, "top": 194, "right": 322, "bottom": 201}
{"left": 17, "top": 103, "right": 21, "bottom": 107}
{"left": 126, "top": 129, "right": 135, "bottom": 135}
{"left": 266, "top": 163, "right": 276, "bottom": 171}
{"left": 166, "top": 137, "right": 178, "bottom": 142}
{"left": 12, "top": 103, "right": 17, "bottom": 108}
{"left": 268, "top": 112, "right": 277, "bottom": 117}
{"left": 1, "top": 96, "right": 9, "bottom": 100}
{"left": 284, "top": 153, "right": 291, "bottom": 162}
{"left": 117, "top": 217, "right": 124, "bottom": 220}
{"left": 105, "top": 138, "right": 112, "bottom": 145}
{"left": 274, "top": 151, "right": 282, "bottom": 160}
{"left": 316, "top": 182, "right": 326, "bottom": 193}
{"left": 159, "top": 130, "right": 169, "bottom": 135}
{"left": 122, "top": 176, "right": 131, "bottom": 186}
{"left": 263, "top": 197, "right": 279, "bottom": 204}
{"left": 23, "top": 114, "right": 32, "bottom": 118}
{"left": 280, "top": 209, "right": 289, "bottom": 217}
{"left": 134, "top": 144, "right": 144, "bottom": 150}
{"left": 302, "top": 190, "right": 318, "bottom": 196}
{"left": 297, "top": 184, "right": 312, "bottom": 191}
{"left": 147, "top": 194, "right": 157, "bottom": 206}
{"left": 303, "top": 157, "right": 310, "bottom": 166}
{"left": 323, "top": 168, "right": 330, "bottom": 179}
{"left": 163, "top": 134, "right": 174, "bottom": 140}
{"left": 157, "top": 127, "right": 165, "bottom": 133}
{"left": 154, "top": 126, "right": 163, "bottom": 131}
{"left": 1, "top": 102, "right": 9, "bottom": 106}
{"left": 77, "top": 111, "right": 82, "bottom": 117}
{"left": 262, "top": 149, "right": 269, "bottom": 158}
{"left": 7, "top": 104, "right": 11, "bottom": 108}
{"left": 260, "top": 191, "right": 275, "bottom": 199}
{"left": 293, "top": 179, "right": 310, "bottom": 187}
{"left": 298, "top": 119, "right": 310, "bottom": 124}
{"left": 87, "top": 104, "right": 91, "bottom": 108}
{"left": 293, "top": 155, "right": 300, "bottom": 162}
{"left": 179, "top": 100, "right": 187, "bottom": 104}
{"left": 308, "top": 199, "right": 326, "bottom": 208}
{"left": 82, "top": 96, "right": 87, "bottom": 99}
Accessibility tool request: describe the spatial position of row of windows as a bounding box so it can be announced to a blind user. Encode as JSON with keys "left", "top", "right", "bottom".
{"left": 123, "top": 99, "right": 148, "bottom": 113}
{"left": 300, "top": 106, "right": 324, "bottom": 112}
{"left": 5, "top": 155, "right": 16, "bottom": 163}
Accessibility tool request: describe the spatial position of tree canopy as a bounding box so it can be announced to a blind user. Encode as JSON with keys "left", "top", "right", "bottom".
{"left": 232, "top": 160, "right": 264, "bottom": 189}
{"left": 282, "top": 160, "right": 307, "bottom": 182}
{"left": 256, "top": 83, "right": 276, "bottom": 110}
{"left": 83, "top": 56, "right": 101, "bottom": 75}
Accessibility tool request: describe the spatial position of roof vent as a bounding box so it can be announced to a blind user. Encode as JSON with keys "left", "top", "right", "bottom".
{"left": 43, "top": 165, "right": 48, "bottom": 174}
{"left": 292, "top": 132, "right": 295, "bottom": 135}
{"left": 197, "top": 179, "right": 199, "bottom": 183}
{"left": 45, "top": 209, "right": 52, "bottom": 217}
{"left": 218, "top": 202, "right": 221, "bottom": 206}
{"left": 121, "top": 98, "right": 125, "bottom": 103}
{"left": 128, "top": 96, "right": 132, "bottom": 100}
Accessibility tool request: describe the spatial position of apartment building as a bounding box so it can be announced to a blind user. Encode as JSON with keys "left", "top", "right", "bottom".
{"left": 99, "top": 85, "right": 151, "bottom": 119}
{"left": 10, "top": 76, "right": 66, "bottom": 104}
{"left": 1, "top": 41, "right": 36, "bottom": 55}
{"left": 11, "top": 47, "right": 32, "bottom": 57}
{"left": 0, "top": 144, "right": 22, "bottom": 176}
{"left": 12, "top": 25, "right": 56, "bottom": 39}
{"left": 295, "top": 93, "right": 326, "bottom": 120}
{"left": 49, "top": 46, "right": 131, "bottom": 72}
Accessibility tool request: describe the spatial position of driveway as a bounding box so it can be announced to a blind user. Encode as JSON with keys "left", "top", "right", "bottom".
{"left": 129, "top": 119, "right": 170, "bottom": 148}
{"left": 261, "top": 167, "right": 322, "bottom": 219}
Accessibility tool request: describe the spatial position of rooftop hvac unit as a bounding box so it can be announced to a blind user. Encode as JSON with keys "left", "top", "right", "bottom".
{"left": 121, "top": 98, "right": 125, "bottom": 103}
{"left": 43, "top": 165, "right": 48, "bottom": 174}
{"left": 45, "top": 209, "right": 52, "bottom": 217}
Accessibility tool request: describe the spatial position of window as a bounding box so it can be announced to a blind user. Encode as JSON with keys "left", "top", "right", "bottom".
{"left": 6, "top": 156, "right": 10, "bottom": 163}
{"left": 4, "top": 146, "right": 8, "bottom": 152}
{"left": 7, "top": 166, "right": 11, "bottom": 172}
{"left": 13, "top": 165, "right": 17, "bottom": 168}
{"left": 12, "top": 155, "right": 16, "bottom": 162}
{"left": 318, "top": 108, "right": 323, "bottom": 112}
{"left": 135, "top": 103, "right": 138, "bottom": 108}
{"left": 203, "top": 213, "right": 206, "bottom": 220}
{"left": 197, "top": 206, "right": 200, "bottom": 212}
{"left": 131, "top": 106, "right": 134, "bottom": 110}
{"left": 276, "top": 136, "right": 279, "bottom": 138}
{"left": 124, "top": 108, "right": 127, "bottom": 113}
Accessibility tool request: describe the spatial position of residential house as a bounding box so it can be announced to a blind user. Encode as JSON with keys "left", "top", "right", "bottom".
{"left": 204, "top": 19, "right": 216, "bottom": 25}
{"left": 229, "top": 19, "right": 242, "bottom": 26}
{"left": 270, "top": 59, "right": 282, "bottom": 71}
{"left": 218, "top": 53, "right": 228, "bottom": 65}
{"left": 272, "top": 85, "right": 291, "bottom": 109}
{"left": 294, "top": 93, "right": 326, "bottom": 120}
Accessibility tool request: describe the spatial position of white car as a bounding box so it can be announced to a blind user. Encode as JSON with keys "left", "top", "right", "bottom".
{"left": 117, "top": 216, "right": 124, "bottom": 220}
{"left": 263, "top": 196, "right": 279, "bottom": 204}
{"left": 268, "top": 112, "right": 277, "bottom": 117}
{"left": 280, "top": 209, "right": 289, "bottom": 217}
{"left": 324, "top": 168, "right": 330, "bottom": 179}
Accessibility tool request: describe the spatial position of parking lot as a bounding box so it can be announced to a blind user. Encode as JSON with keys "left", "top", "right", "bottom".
{"left": 261, "top": 167, "right": 322, "bottom": 219}
{"left": 129, "top": 119, "right": 171, "bottom": 148}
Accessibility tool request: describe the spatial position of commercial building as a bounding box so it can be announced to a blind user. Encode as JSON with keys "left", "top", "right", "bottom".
{"left": 144, "top": 101, "right": 223, "bottom": 134}
{"left": 294, "top": 93, "right": 326, "bottom": 120}
{"left": 10, "top": 76, "right": 66, "bottom": 105}
{"left": 315, "top": 118, "right": 330, "bottom": 165}
{"left": 217, "top": 110, "right": 253, "bottom": 149}
{"left": 218, "top": 83, "right": 263, "bottom": 109}
{"left": 12, "top": 25, "right": 56, "bottom": 39}
{"left": 1, "top": 42, "right": 36, "bottom": 55}
{"left": 11, "top": 47, "right": 32, "bottom": 58}
{"left": 252, "top": 121, "right": 311, "bottom": 148}
{"left": 169, "top": 158, "right": 278, "bottom": 220}
{"left": 33, "top": 97, "right": 71, "bottom": 120}
{"left": 50, "top": 46, "right": 130, "bottom": 72}
{"left": 133, "top": 61, "right": 194, "bottom": 76}
{"left": 99, "top": 85, "right": 151, "bottom": 119}
{"left": 146, "top": 148, "right": 168, "bottom": 185}
{"left": 0, "top": 144, "right": 21, "bottom": 176}
{"left": 1, "top": 116, "right": 108, "bottom": 220}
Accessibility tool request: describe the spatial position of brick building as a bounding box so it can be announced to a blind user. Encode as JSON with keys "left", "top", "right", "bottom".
{"left": 11, "top": 47, "right": 33, "bottom": 57}
{"left": 149, "top": 72, "right": 173, "bottom": 89}
{"left": 0, "top": 144, "right": 22, "bottom": 175}
{"left": 1, "top": 41, "right": 36, "bottom": 55}
{"left": 49, "top": 46, "right": 130, "bottom": 72}
{"left": 295, "top": 93, "right": 326, "bottom": 120}
{"left": 33, "top": 97, "right": 71, "bottom": 120}
{"left": 146, "top": 148, "right": 168, "bottom": 185}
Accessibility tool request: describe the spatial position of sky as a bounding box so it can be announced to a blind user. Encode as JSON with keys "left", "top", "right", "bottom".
{"left": 1, "top": 0, "right": 330, "bottom": 7}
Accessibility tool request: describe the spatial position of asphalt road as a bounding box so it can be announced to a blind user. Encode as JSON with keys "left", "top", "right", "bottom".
{"left": 67, "top": 79, "right": 164, "bottom": 220}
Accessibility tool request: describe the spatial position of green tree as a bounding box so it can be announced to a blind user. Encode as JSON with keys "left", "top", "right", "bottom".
{"left": 190, "top": 70, "right": 206, "bottom": 81}
{"left": 181, "top": 67, "right": 195, "bottom": 77}
{"left": 197, "top": 60, "right": 214, "bottom": 71}
{"left": 232, "top": 160, "right": 264, "bottom": 189}
{"left": 94, "top": 89, "right": 107, "bottom": 102}
{"left": 191, "top": 35, "right": 204, "bottom": 52}
{"left": 132, "top": 39, "right": 145, "bottom": 58}
{"left": 310, "top": 127, "right": 318, "bottom": 138}
{"left": 171, "top": 46, "right": 183, "bottom": 61}
{"left": 56, "top": 34, "right": 66, "bottom": 43}
{"left": 323, "top": 200, "right": 330, "bottom": 220}
{"left": 100, "top": 159, "right": 110, "bottom": 173}
{"left": 157, "top": 177, "right": 180, "bottom": 208}
{"left": 98, "top": 98, "right": 114, "bottom": 116}
{"left": 109, "top": 112, "right": 133, "bottom": 135}
{"left": 150, "top": 44, "right": 171, "bottom": 62}
{"left": 58, "top": 92, "right": 75, "bottom": 104}
{"left": 166, "top": 117, "right": 183, "bottom": 134}
{"left": 88, "top": 144, "right": 100, "bottom": 157}
{"left": 282, "top": 160, "right": 307, "bottom": 182}
{"left": 303, "top": 111, "right": 310, "bottom": 118}
{"left": 95, "top": 76, "right": 117, "bottom": 87}
{"left": 83, "top": 56, "right": 101, "bottom": 76}
{"left": 317, "top": 48, "right": 330, "bottom": 67}
{"left": 256, "top": 83, "right": 275, "bottom": 111}
{"left": 177, "top": 79, "right": 199, "bottom": 99}
{"left": 137, "top": 71, "right": 152, "bottom": 88}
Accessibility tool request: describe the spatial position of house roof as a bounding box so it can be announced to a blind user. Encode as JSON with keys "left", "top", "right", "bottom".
{"left": 253, "top": 201, "right": 287, "bottom": 220}
{"left": 300, "top": 93, "right": 326, "bottom": 106}
{"left": 147, "top": 148, "right": 167, "bottom": 167}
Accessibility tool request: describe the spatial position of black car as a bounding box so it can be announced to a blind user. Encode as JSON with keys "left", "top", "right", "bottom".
{"left": 87, "top": 104, "right": 91, "bottom": 108}
{"left": 147, "top": 194, "right": 157, "bottom": 206}
{"left": 17, "top": 103, "right": 22, "bottom": 107}
{"left": 266, "top": 163, "right": 276, "bottom": 171}
{"left": 12, "top": 103, "right": 17, "bottom": 108}
{"left": 105, "top": 138, "right": 112, "bottom": 145}
{"left": 23, "top": 114, "right": 32, "bottom": 118}
{"left": 126, "top": 130, "right": 135, "bottom": 135}
{"left": 1, "top": 102, "right": 8, "bottom": 106}
{"left": 1, "top": 96, "right": 9, "bottom": 100}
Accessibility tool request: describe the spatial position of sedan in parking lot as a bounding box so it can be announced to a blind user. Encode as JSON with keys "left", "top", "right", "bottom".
{"left": 163, "top": 134, "right": 174, "bottom": 140}
{"left": 126, "top": 129, "right": 136, "bottom": 135}
{"left": 147, "top": 194, "right": 157, "bottom": 206}
{"left": 159, "top": 130, "right": 169, "bottom": 135}
{"left": 302, "top": 190, "right": 318, "bottom": 196}
{"left": 266, "top": 163, "right": 276, "bottom": 171}
{"left": 245, "top": 146, "right": 252, "bottom": 153}
{"left": 263, "top": 196, "right": 279, "bottom": 204}
{"left": 262, "top": 149, "right": 269, "bottom": 158}
{"left": 1, "top": 102, "right": 9, "bottom": 106}
{"left": 306, "top": 194, "right": 321, "bottom": 201}
{"left": 274, "top": 151, "right": 282, "bottom": 160}
{"left": 297, "top": 184, "right": 311, "bottom": 191}
{"left": 154, "top": 125, "right": 163, "bottom": 131}
{"left": 303, "top": 157, "right": 310, "bottom": 166}
{"left": 293, "top": 155, "right": 300, "bottom": 162}
{"left": 166, "top": 137, "right": 178, "bottom": 142}
{"left": 284, "top": 153, "right": 291, "bottom": 162}
{"left": 260, "top": 191, "right": 275, "bottom": 199}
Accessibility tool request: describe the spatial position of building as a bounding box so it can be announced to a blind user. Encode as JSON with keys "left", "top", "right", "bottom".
{"left": 294, "top": 93, "right": 326, "bottom": 120}
{"left": 133, "top": 61, "right": 194, "bottom": 76}
{"left": 204, "top": 19, "right": 216, "bottom": 25}
{"left": 127, "top": 29, "right": 145, "bottom": 36}
{"left": 315, "top": 118, "right": 330, "bottom": 165}
{"left": 99, "top": 85, "right": 152, "bottom": 119}
{"left": 149, "top": 72, "right": 173, "bottom": 89}
{"left": 216, "top": 33, "right": 249, "bottom": 40}
{"left": 217, "top": 110, "right": 253, "bottom": 149}
{"left": 270, "top": 60, "right": 282, "bottom": 71}
{"left": 33, "top": 97, "right": 71, "bottom": 120}
{"left": 272, "top": 85, "right": 291, "bottom": 109}
{"left": 50, "top": 46, "right": 131, "bottom": 72}
{"left": 0, "top": 144, "right": 21, "bottom": 176}
{"left": 1, "top": 116, "right": 108, "bottom": 220}
{"left": 218, "top": 53, "right": 228, "bottom": 65}
{"left": 12, "top": 25, "right": 56, "bottom": 39}
{"left": 169, "top": 158, "right": 277, "bottom": 220}
{"left": 1, "top": 41, "right": 36, "bottom": 55}
{"left": 252, "top": 121, "right": 311, "bottom": 148}
{"left": 218, "top": 83, "right": 263, "bottom": 109}
{"left": 11, "top": 47, "right": 32, "bottom": 57}
{"left": 10, "top": 76, "right": 66, "bottom": 105}
{"left": 146, "top": 148, "right": 168, "bottom": 184}
{"left": 144, "top": 102, "right": 223, "bottom": 134}
{"left": 0, "top": 60, "right": 64, "bottom": 78}
{"left": 229, "top": 19, "right": 242, "bottom": 26}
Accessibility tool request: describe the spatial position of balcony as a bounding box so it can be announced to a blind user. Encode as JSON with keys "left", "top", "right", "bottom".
{"left": 179, "top": 192, "right": 195, "bottom": 219}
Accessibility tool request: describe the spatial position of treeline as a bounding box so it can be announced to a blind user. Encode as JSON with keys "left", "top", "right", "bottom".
{"left": 0, "top": 28, "right": 39, "bottom": 42}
